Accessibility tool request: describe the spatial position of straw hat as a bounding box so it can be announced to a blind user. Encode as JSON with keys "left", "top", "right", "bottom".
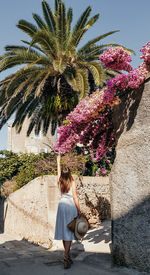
{"left": 75, "top": 216, "right": 89, "bottom": 240}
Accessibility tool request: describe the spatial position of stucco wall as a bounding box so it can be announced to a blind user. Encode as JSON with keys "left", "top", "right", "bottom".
{"left": 110, "top": 76, "right": 150, "bottom": 272}
{"left": 3, "top": 175, "right": 110, "bottom": 248}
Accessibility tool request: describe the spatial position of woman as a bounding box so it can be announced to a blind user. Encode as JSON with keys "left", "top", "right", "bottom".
{"left": 54, "top": 154, "right": 81, "bottom": 269}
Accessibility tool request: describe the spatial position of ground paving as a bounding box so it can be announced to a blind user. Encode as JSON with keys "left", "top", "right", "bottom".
{"left": 0, "top": 220, "right": 148, "bottom": 275}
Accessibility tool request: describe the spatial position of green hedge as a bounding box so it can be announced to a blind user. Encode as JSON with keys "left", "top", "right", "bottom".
{"left": 0, "top": 148, "right": 115, "bottom": 194}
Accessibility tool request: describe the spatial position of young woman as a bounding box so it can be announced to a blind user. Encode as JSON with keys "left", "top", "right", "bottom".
{"left": 54, "top": 154, "right": 81, "bottom": 269}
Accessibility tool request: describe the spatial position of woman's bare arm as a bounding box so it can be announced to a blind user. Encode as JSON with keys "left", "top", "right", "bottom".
{"left": 57, "top": 154, "right": 61, "bottom": 181}
{"left": 72, "top": 181, "right": 81, "bottom": 213}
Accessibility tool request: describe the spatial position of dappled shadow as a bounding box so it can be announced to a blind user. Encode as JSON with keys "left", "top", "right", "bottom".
{"left": 83, "top": 220, "right": 111, "bottom": 245}
{"left": 111, "top": 196, "right": 150, "bottom": 273}
{"left": 112, "top": 80, "right": 146, "bottom": 142}
{"left": 85, "top": 193, "right": 111, "bottom": 223}
{"left": 0, "top": 235, "right": 145, "bottom": 275}
{"left": 0, "top": 237, "right": 112, "bottom": 275}
{"left": 0, "top": 196, "right": 5, "bottom": 233}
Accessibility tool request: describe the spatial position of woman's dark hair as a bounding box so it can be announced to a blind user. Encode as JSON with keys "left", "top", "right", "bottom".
{"left": 58, "top": 167, "right": 73, "bottom": 193}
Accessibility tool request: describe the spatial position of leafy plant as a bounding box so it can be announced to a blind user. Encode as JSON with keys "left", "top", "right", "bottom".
{"left": 0, "top": 147, "right": 114, "bottom": 197}
{"left": 0, "top": 150, "right": 20, "bottom": 185}
{"left": 0, "top": 0, "right": 125, "bottom": 135}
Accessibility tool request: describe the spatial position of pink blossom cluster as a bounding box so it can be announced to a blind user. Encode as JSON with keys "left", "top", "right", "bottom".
{"left": 66, "top": 90, "right": 105, "bottom": 123}
{"left": 55, "top": 122, "right": 86, "bottom": 154}
{"left": 140, "top": 42, "right": 150, "bottom": 64}
{"left": 54, "top": 89, "right": 116, "bottom": 158}
{"left": 55, "top": 107, "right": 115, "bottom": 161}
{"left": 96, "top": 167, "right": 107, "bottom": 177}
{"left": 99, "top": 46, "right": 132, "bottom": 71}
{"left": 106, "top": 62, "right": 148, "bottom": 92}
{"left": 55, "top": 42, "right": 150, "bottom": 161}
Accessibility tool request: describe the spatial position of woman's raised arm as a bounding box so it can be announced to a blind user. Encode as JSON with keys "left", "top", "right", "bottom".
{"left": 57, "top": 154, "right": 61, "bottom": 181}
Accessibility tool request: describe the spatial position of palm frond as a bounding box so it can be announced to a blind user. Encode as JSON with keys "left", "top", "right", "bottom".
{"left": 13, "top": 95, "right": 35, "bottom": 132}
{"left": 56, "top": 2, "right": 67, "bottom": 51}
{"left": 85, "top": 62, "right": 105, "bottom": 86}
{"left": 53, "top": 56, "right": 67, "bottom": 73}
{"left": 0, "top": 47, "right": 46, "bottom": 73}
{"left": 72, "top": 14, "right": 100, "bottom": 49}
{"left": 43, "top": 115, "right": 51, "bottom": 135}
{"left": 78, "top": 45, "right": 103, "bottom": 57}
{"left": 51, "top": 119, "right": 57, "bottom": 135}
{"left": 76, "top": 69, "right": 89, "bottom": 98}
{"left": 17, "top": 20, "right": 37, "bottom": 37}
{"left": 27, "top": 102, "right": 43, "bottom": 136}
{"left": 0, "top": 0, "right": 135, "bottom": 136}
{"left": 66, "top": 8, "right": 73, "bottom": 36}
{"left": 0, "top": 74, "right": 15, "bottom": 86}
{"left": 73, "top": 6, "right": 92, "bottom": 32}
{"left": 21, "top": 40, "right": 45, "bottom": 54}
{"left": 23, "top": 71, "right": 47, "bottom": 101}
{"left": 55, "top": 0, "right": 61, "bottom": 14}
{"left": 42, "top": 1, "right": 56, "bottom": 33}
{"left": 78, "top": 30, "right": 120, "bottom": 54}
{"left": 13, "top": 78, "right": 32, "bottom": 98}
{"left": 65, "top": 75, "right": 79, "bottom": 92}
{"left": 93, "top": 43, "right": 135, "bottom": 55}
{"left": 0, "top": 86, "right": 7, "bottom": 106}
{"left": 30, "top": 29, "right": 57, "bottom": 58}
{"left": 5, "top": 67, "right": 43, "bottom": 96}
{"left": 35, "top": 72, "right": 50, "bottom": 97}
{"left": 0, "top": 52, "right": 15, "bottom": 61}
{"left": 5, "top": 89, "right": 25, "bottom": 118}
{"left": 66, "top": 6, "right": 92, "bottom": 50}
{"left": 32, "top": 13, "right": 47, "bottom": 30}
{"left": 84, "top": 14, "right": 99, "bottom": 31}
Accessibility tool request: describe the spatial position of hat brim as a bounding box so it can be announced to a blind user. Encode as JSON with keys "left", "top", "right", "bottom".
{"left": 75, "top": 216, "right": 89, "bottom": 240}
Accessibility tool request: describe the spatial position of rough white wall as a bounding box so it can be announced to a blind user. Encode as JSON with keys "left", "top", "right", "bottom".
{"left": 110, "top": 77, "right": 150, "bottom": 272}
{"left": 3, "top": 175, "right": 110, "bottom": 248}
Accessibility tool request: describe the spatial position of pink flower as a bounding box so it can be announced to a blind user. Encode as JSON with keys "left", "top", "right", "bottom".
{"left": 101, "top": 167, "right": 107, "bottom": 175}
{"left": 55, "top": 42, "right": 150, "bottom": 160}
{"left": 140, "top": 42, "right": 150, "bottom": 65}
{"left": 99, "top": 46, "right": 132, "bottom": 71}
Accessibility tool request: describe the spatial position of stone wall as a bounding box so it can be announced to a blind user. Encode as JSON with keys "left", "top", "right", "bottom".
{"left": 3, "top": 175, "right": 110, "bottom": 247}
{"left": 3, "top": 176, "right": 55, "bottom": 248}
{"left": 76, "top": 176, "right": 110, "bottom": 224}
{"left": 110, "top": 76, "right": 150, "bottom": 272}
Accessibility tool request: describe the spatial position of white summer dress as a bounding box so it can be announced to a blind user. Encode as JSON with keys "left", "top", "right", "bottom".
{"left": 54, "top": 186, "right": 78, "bottom": 241}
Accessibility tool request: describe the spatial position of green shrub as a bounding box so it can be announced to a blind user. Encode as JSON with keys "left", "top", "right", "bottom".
{"left": 0, "top": 147, "right": 116, "bottom": 195}
{"left": 0, "top": 151, "right": 20, "bottom": 185}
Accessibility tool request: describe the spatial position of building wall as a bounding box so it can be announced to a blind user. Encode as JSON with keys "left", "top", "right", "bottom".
{"left": 3, "top": 175, "right": 110, "bottom": 248}
{"left": 7, "top": 118, "right": 55, "bottom": 154}
{"left": 110, "top": 76, "right": 150, "bottom": 272}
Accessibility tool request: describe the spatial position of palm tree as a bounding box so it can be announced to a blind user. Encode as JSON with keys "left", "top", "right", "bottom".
{"left": 0, "top": 0, "right": 130, "bottom": 135}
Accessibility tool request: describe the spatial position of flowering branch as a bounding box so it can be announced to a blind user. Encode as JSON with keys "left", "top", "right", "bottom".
{"left": 55, "top": 42, "right": 150, "bottom": 162}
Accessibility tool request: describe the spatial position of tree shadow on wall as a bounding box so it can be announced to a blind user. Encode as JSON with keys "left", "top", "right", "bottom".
{"left": 111, "top": 195, "right": 150, "bottom": 273}
{"left": 112, "top": 78, "right": 148, "bottom": 142}
{"left": 85, "top": 193, "right": 111, "bottom": 223}
{"left": 0, "top": 196, "right": 6, "bottom": 233}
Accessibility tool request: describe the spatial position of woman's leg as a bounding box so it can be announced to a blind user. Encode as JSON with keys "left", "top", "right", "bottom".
{"left": 63, "top": 240, "right": 72, "bottom": 260}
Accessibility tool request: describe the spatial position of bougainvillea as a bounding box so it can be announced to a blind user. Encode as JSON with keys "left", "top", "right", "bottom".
{"left": 55, "top": 42, "right": 150, "bottom": 163}
{"left": 106, "top": 62, "right": 148, "bottom": 93}
{"left": 99, "top": 46, "right": 132, "bottom": 71}
{"left": 55, "top": 92, "right": 118, "bottom": 159}
{"left": 140, "top": 42, "right": 150, "bottom": 64}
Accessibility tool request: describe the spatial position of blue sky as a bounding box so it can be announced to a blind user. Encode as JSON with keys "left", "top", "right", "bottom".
{"left": 0, "top": 0, "right": 149, "bottom": 150}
